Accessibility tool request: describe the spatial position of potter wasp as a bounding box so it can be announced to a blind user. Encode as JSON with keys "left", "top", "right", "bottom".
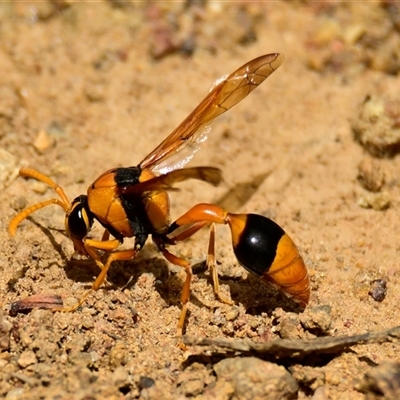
{"left": 9, "top": 53, "right": 310, "bottom": 335}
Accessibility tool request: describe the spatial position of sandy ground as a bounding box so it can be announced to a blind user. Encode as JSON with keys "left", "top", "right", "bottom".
{"left": 1, "top": 2, "right": 400, "bottom": 399}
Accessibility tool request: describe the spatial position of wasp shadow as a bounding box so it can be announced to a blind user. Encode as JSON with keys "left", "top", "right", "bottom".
{"left": 192, "top": 261, "right": 304, "bottom": 316}
{"left": 26, "top": 219, "right": 71, "bottom": 262}
{"left": 62, "top": 245, "right": 217, "bottom": 314}
{"left": 215, "top": 172, "right": 270, "bottom": 211}
{"left": 182, "top": 347, "right": 346, "bottom": 373}
{"left": 26, "top": 219, "right": 302, "bottom": 316}
{"left": 15, "top": 220, "right": 227, "bottom": 315}
{"left": 7, "top": 219, "right": 71, "bottom": 292}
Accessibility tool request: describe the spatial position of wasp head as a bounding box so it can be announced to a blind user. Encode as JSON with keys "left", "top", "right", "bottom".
{"left": 65, "top": 195, "right": 93, "bottom": 255}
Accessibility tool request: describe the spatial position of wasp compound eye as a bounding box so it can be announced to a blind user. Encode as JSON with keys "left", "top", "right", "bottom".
{"left": 66, "top": 195, "right": 92, "bottom": 240}
{"left": 228, "top": 213, "right": 310, "bottom": 306}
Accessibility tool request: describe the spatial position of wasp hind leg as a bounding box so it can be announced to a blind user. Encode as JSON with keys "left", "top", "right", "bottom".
{"left": 165, "top": 204, "right": 234, "bottom": 306}
{"left": 206, "top": 223, "right": 233, "bottom": 305}
{"left": 154, "top": 205, "right": 234, "bottom": 343}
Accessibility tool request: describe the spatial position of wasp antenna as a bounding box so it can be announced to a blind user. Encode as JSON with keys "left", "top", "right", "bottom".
{"left": 19, "top": 168, "right": 70, "bottom": 206}
{"left": 9, "top": 168, "right": 71, "bottom": 236}
{"left": 8, "top": 198, "right": 70, "bottom": 236}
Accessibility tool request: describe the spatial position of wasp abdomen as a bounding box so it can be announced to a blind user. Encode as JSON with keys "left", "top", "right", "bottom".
{"left": 228, "top": 213, "right": 310, "bottom": 307}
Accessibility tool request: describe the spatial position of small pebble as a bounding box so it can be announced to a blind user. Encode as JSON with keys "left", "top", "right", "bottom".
{"left": 112, "top": 366, "right": 131, "bottom": 389}
{"left": 32, "top": 181, "right": 48, "bottom": 195}
{"left": 214, "top": 357, "right": 298, "bottom": 399}
{"left": 5, "top": 388, "right": 25, "bottom": 400}
{"left": 17, "top": 350, "right": 37, "bottom": 368}
{"left": 300, "top": 305, "right": 332, "bottom": 335}
{"left": 0, "top": 148, "right": 18, "bottom": 191}
{"left": 0, "top": 314, "right": 12, "bottom": 351}
{"left": 109, "top": 343, "right": 129, "bottom": 368}
{"left": 352, "top": 95, "right": 400, "bottom": 157}
{"left": 225, "top": 307, "right": 239, "bottom": 321}
{"left": 11, "top": 196, "right": 27, "bottom": 211}
{"left": 139, "top": 376, "right": 155, "bottom": 390}
{"left": 357, "top": 158, "right": 385, "bottom": 192}
{"left": 369, "top": 279, "right": 387, "bottom": 302}
{"left": 33, "top": 130, "right": 54, "bottom": 153}
{"left": 180, "top": 378, "right": 204, "bottom": 397}
{"left": 358, "top": 192, "right": 390, "bottom": 211}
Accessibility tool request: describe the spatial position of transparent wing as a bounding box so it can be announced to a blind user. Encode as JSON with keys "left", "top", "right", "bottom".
{"left": 153, "top": 125, "right": 210, "bottom": 175}
{"left": 139, "top": 53, "right": 284, "bottom": 172}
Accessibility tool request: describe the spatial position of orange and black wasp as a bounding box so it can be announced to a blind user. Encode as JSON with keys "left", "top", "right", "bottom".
{"left": 9, "top": 53, "right": 310, "bottom": 335}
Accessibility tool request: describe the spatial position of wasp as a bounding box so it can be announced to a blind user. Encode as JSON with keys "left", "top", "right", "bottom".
{"left": 9, "top": 53, "right": 310, "bottom": 335}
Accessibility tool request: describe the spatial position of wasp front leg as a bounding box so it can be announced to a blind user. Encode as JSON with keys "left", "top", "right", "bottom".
{"left": 61, "top": 237, "right": 139, "bottom": 312}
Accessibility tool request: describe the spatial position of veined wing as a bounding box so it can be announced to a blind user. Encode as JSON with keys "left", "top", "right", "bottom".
{"left": 152, "top": 125, "right": 210, "bottom": 175}
{"left": 139, "top": 53, "right": 284, "bottom": 172}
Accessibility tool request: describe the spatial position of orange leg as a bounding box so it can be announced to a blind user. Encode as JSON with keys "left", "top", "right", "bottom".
{"left": 166, "top": 203, "right": 233, "bottom": 304}
{"left": 169, "top": 203, "right": 228, "bottom": 228}
{"left": 154, "top": 203, "right": 233, "bottom": 338}
{"left": 61, "top": 240, "right": 138, "bottom": 312}
{"left": 166, "top": 221, "right": 209, "bottom": 244}
{"left": 154, "top": 241, "right": 193, "bottom": 338}
{"left": 83, "top": 238, "right": 121, "bottom": 270}
{"left": 206, "top": 224, "right": 233, "bottom": 305}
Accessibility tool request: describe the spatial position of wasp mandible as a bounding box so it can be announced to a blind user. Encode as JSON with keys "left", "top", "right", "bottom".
{"left": 9, "top": 53, "right": 310, "bottom": 335}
